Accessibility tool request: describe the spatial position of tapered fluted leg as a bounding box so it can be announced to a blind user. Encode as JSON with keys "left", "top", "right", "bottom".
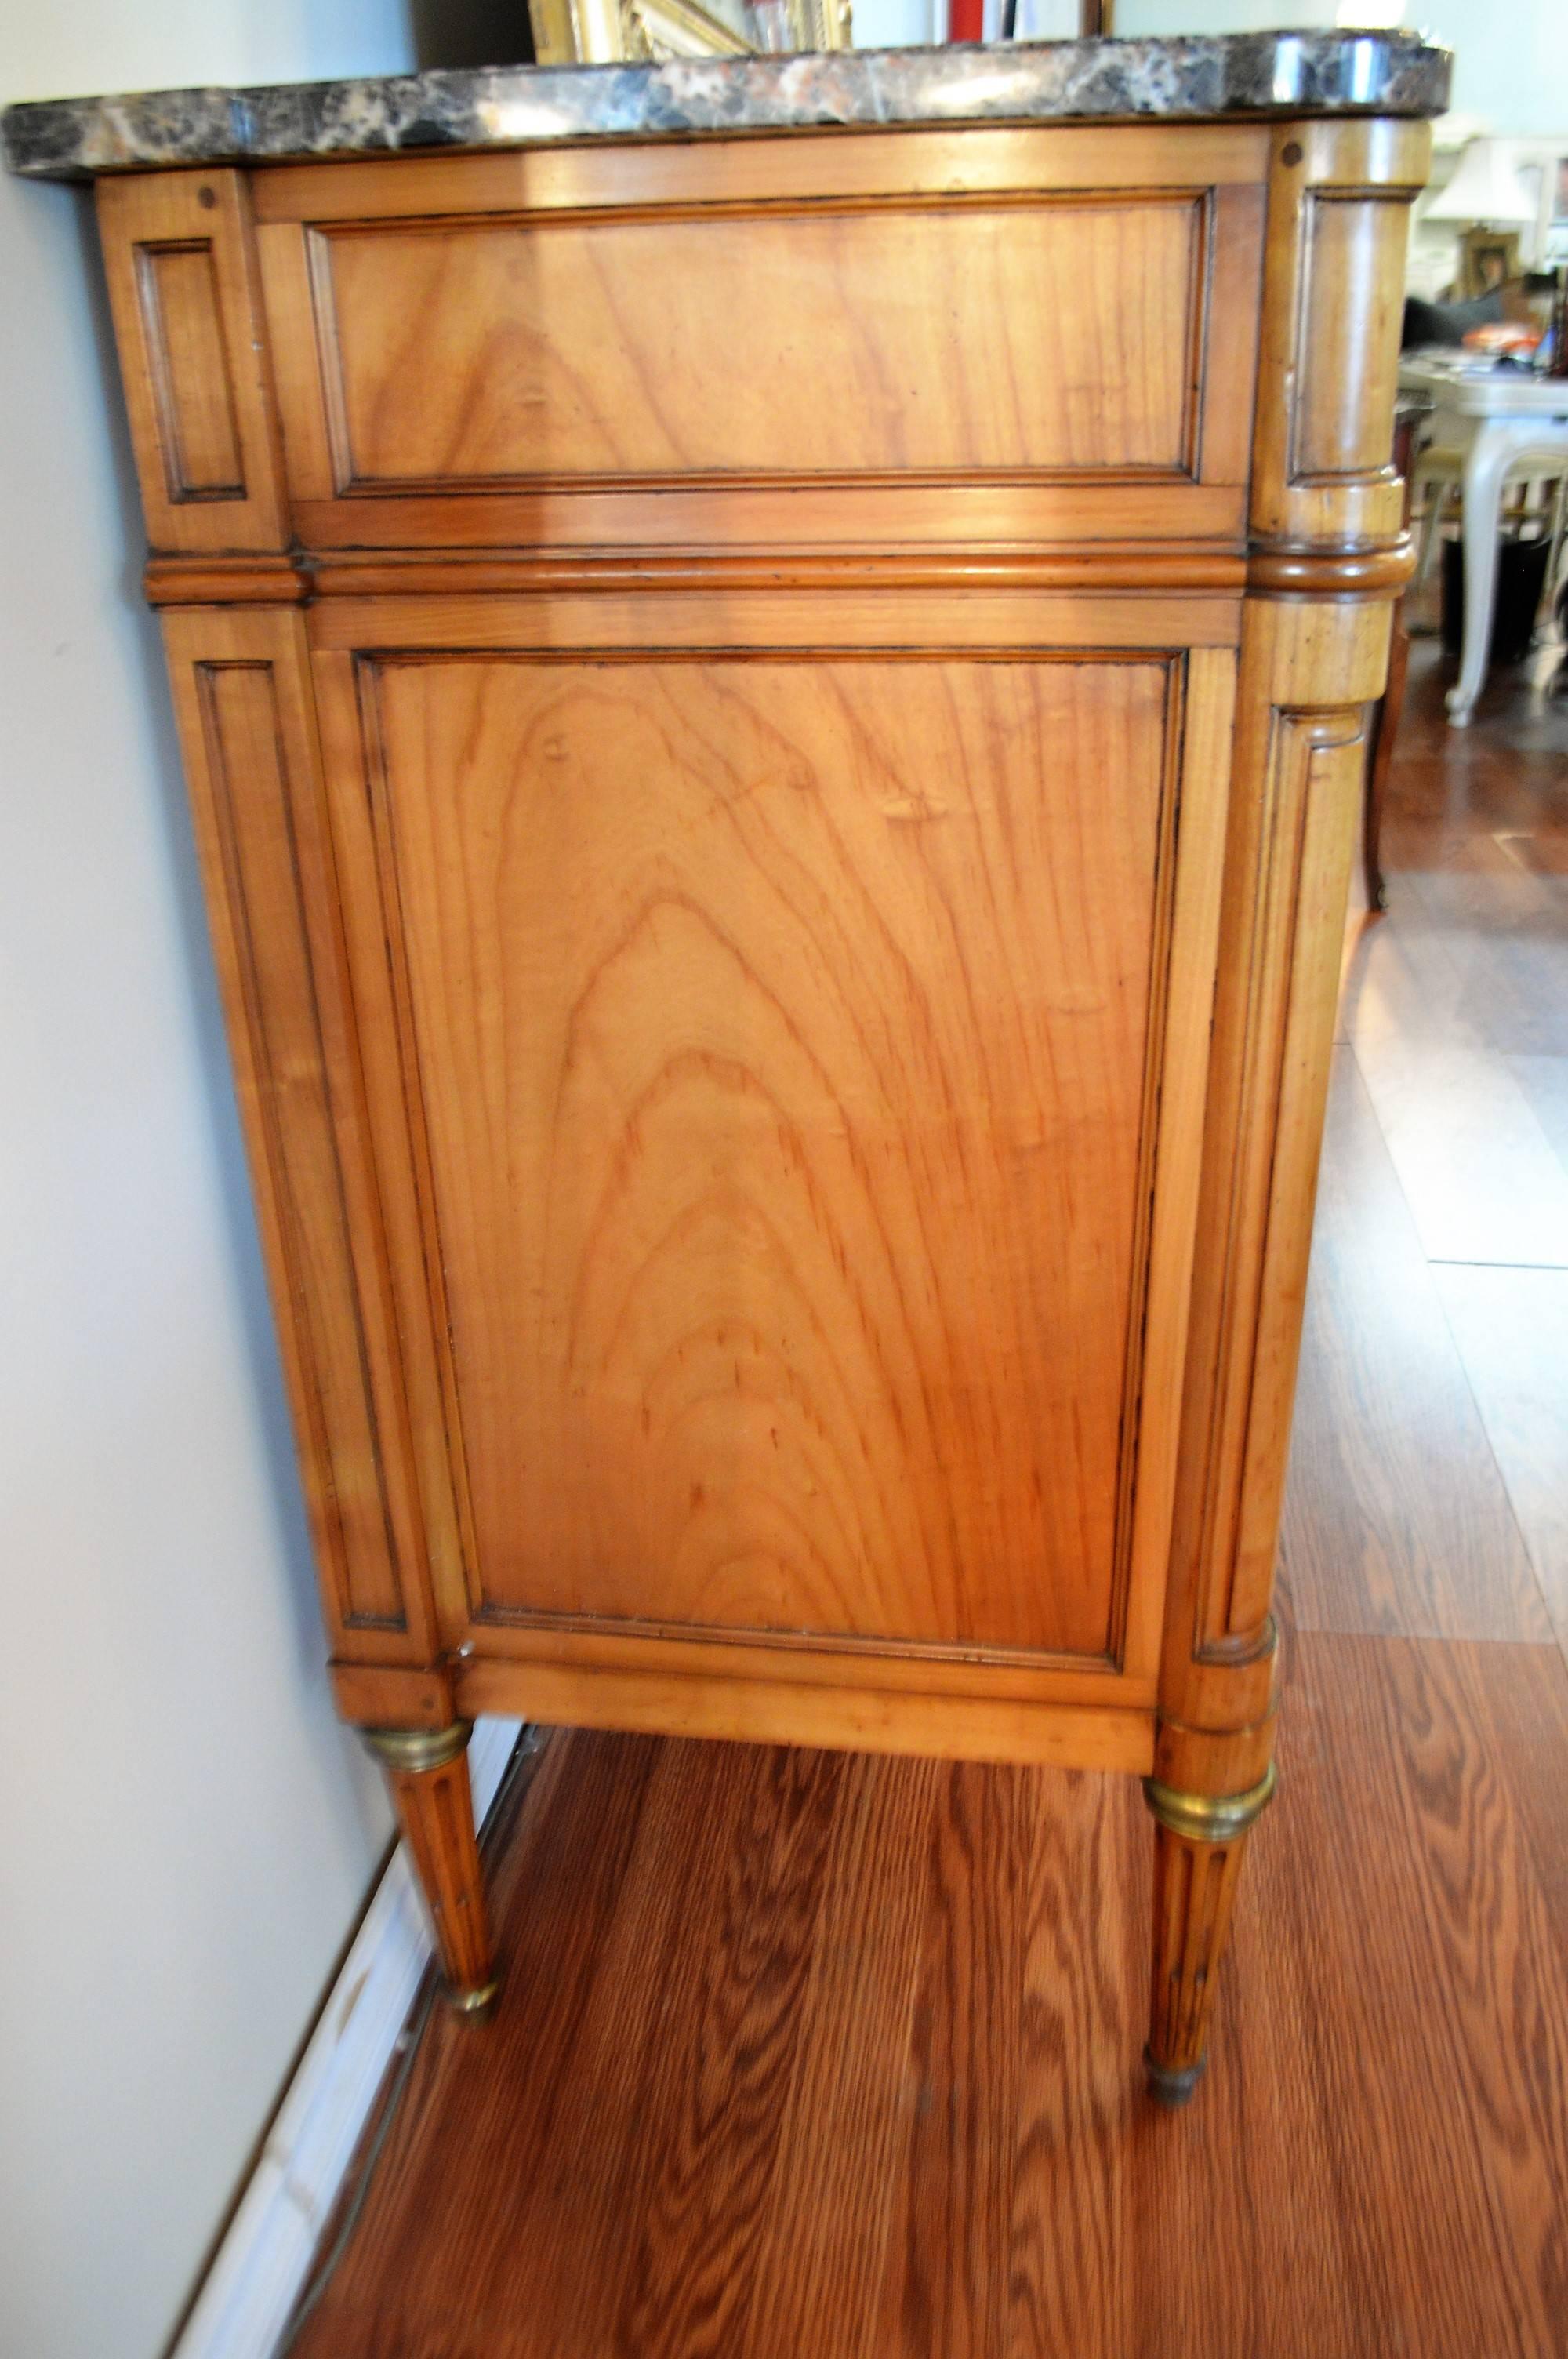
{"left": 1143, "top": 1765, "right": 1276, "bottom": 2105}
{"left": 361, "top": 1721, "right": 498, "bottom": 2016}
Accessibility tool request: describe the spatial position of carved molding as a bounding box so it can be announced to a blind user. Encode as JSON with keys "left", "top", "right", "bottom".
{"left": 161, "top": 609, "right": 441, "bottom": 1660}
{"left": 145, "top": 553, "right": 310, "bottom": 605}
{"left": 1246, "top": 536, "right": 1414, "bottom": 598}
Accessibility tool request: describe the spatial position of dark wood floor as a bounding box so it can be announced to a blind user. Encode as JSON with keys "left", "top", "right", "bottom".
{"left": 294, "top": 634, "right": 1568, "bottom": 2359}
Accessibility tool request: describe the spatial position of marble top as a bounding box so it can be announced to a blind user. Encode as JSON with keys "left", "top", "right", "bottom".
{"left": 2, "top": 33, "right": 1450, "bottom": 184}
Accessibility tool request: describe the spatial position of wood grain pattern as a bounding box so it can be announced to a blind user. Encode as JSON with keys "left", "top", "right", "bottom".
{"left": 286, "top": 479, "right": 1253, "bottom": 555}
{"left": 1341, "top": 889, "right": 1568, "bottom": 1269}
{"left": 250, "top": 123, "right": 1273, "bottom": 228}
{"left": 253, "top": 123, "right": 1264, "bottom": 551}
{"left": 339, "top": 652, "right": 1191, "bottom": 1664}
{"left": 1160, "top": 594, "right": 1388, "bottom": 1751}
{"left": 304, "top": 198, "right": 1207, "bottom": 485}
{"left": 1404, "top": 865, "right": 1568, "bottom": 1058}
{"left": 307, "top": 589, "right": 1243, "bottom": 652}
{"left": 291, "top": 1626, "right": 1568, "bottom": 2359}
{"left": 1281, "top": 1048, "right": 1552, "bottom": 1642}
{"left": 96, "top": 169, "right": 287, "bottom": 553}
{"left": 1432, "top": 1265, "right": 1568, "bottom": 1662}
{"left": 874, "top": 1760, "right": 1031, "bottom": 2359}
{"left": 132, "top": 241, "right": 245, "bottom": 497}
{"left": 158, "top": 608, "right": 440, "bottom": 1661}
{"left": 452, "top": 1657, "right": 1156, "bottom": 1773}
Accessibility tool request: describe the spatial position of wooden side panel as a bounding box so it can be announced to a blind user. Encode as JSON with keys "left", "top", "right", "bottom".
{"left": 304, "top": 196, "right": 1206, "bottom": 485}
{"left": 97, "top": 171, "right": 288, "bottom": 553}
{"left": 363, "top": 652, "right": 1169, "bottom": 1661}
{"left": 160, "top": 608, "right": 439, "bottom": 1660}
{"left": 310, "top": 604, "right": 1235, "bottom": 1710}
{"left": 253, "top": 124, "right": 1265, "bottom": 552}
{"left": 132, "top": 242, "right": 245, "bottom": 498}
{"left": 452, "top": 1656, "right": 1156, "bottom": 1774}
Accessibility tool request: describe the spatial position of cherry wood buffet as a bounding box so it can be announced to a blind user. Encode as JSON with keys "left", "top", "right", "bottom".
{"left": 11, "top": 40, "right": 1443, "bottom": 2103}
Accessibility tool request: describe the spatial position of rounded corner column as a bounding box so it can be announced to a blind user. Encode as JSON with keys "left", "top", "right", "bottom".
{"left": 1142, "top": 1740, "right": 1279, "bottom": 2104}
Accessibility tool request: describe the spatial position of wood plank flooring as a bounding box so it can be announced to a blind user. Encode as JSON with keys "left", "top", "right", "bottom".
{"left": 292, "top": 636, "right": 1568, "bottom": 2359}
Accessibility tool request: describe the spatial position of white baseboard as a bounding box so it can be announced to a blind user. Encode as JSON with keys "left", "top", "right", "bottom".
{"left": 172, "top": 1716, "right": 524, "bottom": 2359}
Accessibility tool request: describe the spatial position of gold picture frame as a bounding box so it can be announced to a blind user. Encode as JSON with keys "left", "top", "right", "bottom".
{"left": 1458, "top": 225, "right": 1522, "bottom": 300}
{"left": 529, "top": 0, "right": 851, "bottom": 63}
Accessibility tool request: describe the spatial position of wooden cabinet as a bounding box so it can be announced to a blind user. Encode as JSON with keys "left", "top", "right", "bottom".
{"left": 86, "top": 93, "right": 1430, "bottom": 2103}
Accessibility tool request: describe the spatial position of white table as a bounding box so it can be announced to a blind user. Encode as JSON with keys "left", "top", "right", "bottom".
{"left": 1399, "top": 356, "right": 1568, "bottom": 725}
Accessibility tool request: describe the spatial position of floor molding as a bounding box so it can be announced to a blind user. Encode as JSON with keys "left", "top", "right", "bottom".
{"left": 171, "top": 1716, "right": 523, "bottom": 2359}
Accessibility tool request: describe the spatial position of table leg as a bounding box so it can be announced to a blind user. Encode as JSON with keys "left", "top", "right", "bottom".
{"left": 1446, "top": 422, "right": 1515, "bottom": 727}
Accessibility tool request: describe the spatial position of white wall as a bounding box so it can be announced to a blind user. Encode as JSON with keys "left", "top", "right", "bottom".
{"left": 1415, "top": 0, "right": 1568, "bottom": 142}
{"left": 0, "top": 9, "right": 429, "bottom": 2359}
{"left": 1112, "top": 0, "right": 1568, "bottom": 143}
{"left": 851, "top": 0, "right": 938, "bottom": 47}
{"left": 1112, "top": 0, "right": 1338, "bottom": 36}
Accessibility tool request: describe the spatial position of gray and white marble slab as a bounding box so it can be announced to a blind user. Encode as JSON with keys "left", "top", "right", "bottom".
{"left": 2, "top": 33, "right": 1451, "bottom": 184}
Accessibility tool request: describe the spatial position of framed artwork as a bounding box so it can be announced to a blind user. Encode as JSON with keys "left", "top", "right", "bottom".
{"left": 1458, "top": 225, "right": 1521, "bottom": 300}
{"left": 529, "top": 0, "right": 851, "bottom": 61}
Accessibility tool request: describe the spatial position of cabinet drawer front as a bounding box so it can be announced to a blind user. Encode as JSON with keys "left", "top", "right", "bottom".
{"left": 312, "top": 602, "right": 1235, "bottom": 1685}
{"left": 257, "top": 127, "right": 1264, "bottom": 551}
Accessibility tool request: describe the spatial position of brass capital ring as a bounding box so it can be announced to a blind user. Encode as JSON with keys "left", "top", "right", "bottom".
{"left": 1142, "top": 1761, "right": 1278, "bottom": 1844}
{"left": 360, "top": 1720, "right": 473, "bottom": 1776}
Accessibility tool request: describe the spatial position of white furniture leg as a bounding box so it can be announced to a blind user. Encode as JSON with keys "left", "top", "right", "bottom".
{"left": 1446, "top": 421, "right": 1516, "bottom": 727}
{"left": 1445, "top": 417, "right": 1568, "bottom": 726}
{"left": 1545, "top": 476, "right": 1568, "bottom": 615}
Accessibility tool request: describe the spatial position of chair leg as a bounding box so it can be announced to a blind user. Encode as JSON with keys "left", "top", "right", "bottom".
{"left": 1544, "top": 478, "right": 1568, "bottom": 620}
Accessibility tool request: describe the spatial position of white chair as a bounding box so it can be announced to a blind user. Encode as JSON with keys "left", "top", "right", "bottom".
{"left": 1413, "top": 432, "right": 1568, "bottom": 613}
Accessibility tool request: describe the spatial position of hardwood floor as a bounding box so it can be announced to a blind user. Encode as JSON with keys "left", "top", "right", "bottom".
{"left": 292, "top": 635, "right": 1568, "bottom": 2359}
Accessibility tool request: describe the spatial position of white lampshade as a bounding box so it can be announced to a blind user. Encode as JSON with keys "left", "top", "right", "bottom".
{"left": 1425, "top": 139, "right": 1537, "bottom": 227}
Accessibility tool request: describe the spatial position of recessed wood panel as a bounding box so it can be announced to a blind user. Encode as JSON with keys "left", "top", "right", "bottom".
{"left": 1293, "top": 190, "right": 1408, "bottom": 483}
{"left": 96, "top": 169, "right": 289, "bottom": 554}
{"left": 134, "top": 242, "right": 245, "bottom": 499}
{"left": 158, "top": 609, "right": 443, "bottom": 1662}
{"left": 307, "top": 198, "right": 1205, "bottom": 487}
{"left": 354, "top": 652, "right": 1181, "bottom": 1661}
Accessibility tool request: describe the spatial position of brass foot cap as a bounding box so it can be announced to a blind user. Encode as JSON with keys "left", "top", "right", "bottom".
{"left": 1145, "top": 2045, "right": 1206, "bottom": 2110}
{"left": 445, "top": 1976, "right": 500, "bottom": 2020}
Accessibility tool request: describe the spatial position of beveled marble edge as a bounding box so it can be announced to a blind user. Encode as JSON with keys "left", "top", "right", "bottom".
{"left": 2, "top": 33, "right": 1450, "bottom": 182}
